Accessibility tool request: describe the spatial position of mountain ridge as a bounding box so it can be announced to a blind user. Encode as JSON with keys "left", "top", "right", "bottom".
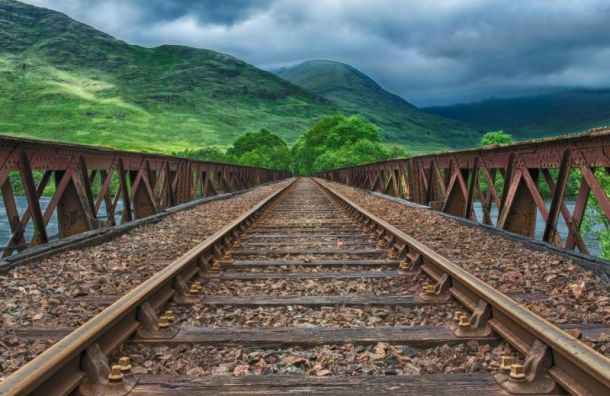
{"left": 275, "top": 60, "right": 482, "bottom": 152}
{"left": 424, "top": 89, "right": 610, "bottom": 140}
{"left": 1, "top": 0, "right": 479, "bottom": 154}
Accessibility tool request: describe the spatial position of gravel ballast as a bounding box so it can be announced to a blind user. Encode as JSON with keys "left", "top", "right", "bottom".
{"left": 0, "top": 180, "right": 292, "bottom": 379}
{"left": 318, "top": 179, "right": 610, "bottom": 356}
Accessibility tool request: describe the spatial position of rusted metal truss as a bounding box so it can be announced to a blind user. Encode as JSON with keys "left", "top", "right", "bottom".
{"left": 0, "top": 136, "right": 289, "bottom": 257}
{"left": 319, "top": 127, "right": 610, "bottom": 255}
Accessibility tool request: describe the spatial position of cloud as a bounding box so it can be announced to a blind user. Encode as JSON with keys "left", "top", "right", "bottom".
{"left": 22, "top": 0, "right": 610, "bottom": 105}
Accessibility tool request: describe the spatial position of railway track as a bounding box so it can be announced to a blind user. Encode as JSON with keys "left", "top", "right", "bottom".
{"left": 1, "top": 178, "right": 609, "bottom": 395}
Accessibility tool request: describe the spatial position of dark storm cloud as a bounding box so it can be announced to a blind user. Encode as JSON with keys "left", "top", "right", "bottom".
{"left": 23, "top": 0, "right": 610, "bottom": 105}
{"left": 123, "top": 0, "right": 272, "bottom": 24}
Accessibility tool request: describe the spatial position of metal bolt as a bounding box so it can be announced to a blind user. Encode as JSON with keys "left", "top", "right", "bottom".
{"left": 108, "top": 365, "right": 124, "bottom": 383}
{"left": 423, "top": 285, "right": 435, "bottom": 294}
{"left": 458, "top": 315, "right": 471, "bottom": 327}
{"left": 499, "top": 356, "right": 513, "bottom": 372}
{"left": 164, "top": 310, "right": 176, "bottom": 323}
{"left": 509, "top": 364, "right": 526, "bottom": 381}
{"left": 158, "top": 315, "right": 171, "bottom": 329}
{"left": 453, "top": 310, "right": 464, "bottom": 321}
{"left": 119, "top": 356, "right": 132, "bottom": 373}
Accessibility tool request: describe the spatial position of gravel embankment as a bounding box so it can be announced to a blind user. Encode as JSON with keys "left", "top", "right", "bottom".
{"left": 0, "top": 180, "right": 292, "bottom": 379}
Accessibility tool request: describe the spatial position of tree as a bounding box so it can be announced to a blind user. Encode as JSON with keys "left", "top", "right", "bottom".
{"left": 173, "top": 146, "right": 228, "bottom": 162}
{"left": 227, "top": 128, "right": 291, "bottom": 171}
{"left": 292, "top": 115, "right": 402, "bottom": 175}
{"left": 480, "top": 130, "right": 513, "bottom": 146}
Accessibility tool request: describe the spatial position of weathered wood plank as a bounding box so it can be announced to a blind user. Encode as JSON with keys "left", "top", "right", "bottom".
{"left": 242, "top": 240, "right": 372, "bottom": 247}
{"left": 202, "top": 270, "right": 401, "bottom": 280}
{"left": 131, "top": 373, "right": 506, "bottom": 395}
{"left": 66, "top": 289, "right": 550, "bottom": 307}
{"left": 135, "top": 326, "right": 500, "bottom": 347}
{"left": 232, "top": 248, "right": 386, "bottom": 256}
{"left": 198, "top": 294, "right": 443, "bottom": 306}
{"left": 12, "top": 323, "right": 610, "bottom": 348}
{"left": 222, "top": 259, "right": 400, "bottom": 268}
{"left": 250, "top": 226, "right": 355, "bottom": 232}
{"left": 245, "top": 232, "right": 363, "bottom": 238}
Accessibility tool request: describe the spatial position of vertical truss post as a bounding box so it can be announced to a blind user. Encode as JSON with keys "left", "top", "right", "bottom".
{"left": 543, "top": 149, "right": 571, "bottom": 243}
{"left": 464, "top": 156, "right": 480, "bottom": 220}
{"left": 54, "top": 169, "right": 93, "bottom": 238}
{"left": 117, "top": 158, "right": 133, "bottom": 223}
{"left": 19, "top": 150, "right": 48, "bottom": 244}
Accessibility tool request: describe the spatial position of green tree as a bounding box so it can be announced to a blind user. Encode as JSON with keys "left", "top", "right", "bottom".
{"left": 227, "top": 129, "right": 292, "bottom": 171}
{"left": 480, "top": 130, "right": 513, "bottom": 146}
{"left": 292, "top": 115, "right": 404, "bottom": 175}
{"left": 581, "top": 169, "right": 610, "bottom": 259}
{"left": 173, "top": 146, "right": 228, "bottom": 162}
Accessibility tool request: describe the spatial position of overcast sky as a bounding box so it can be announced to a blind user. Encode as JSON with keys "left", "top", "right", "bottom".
{"left": 23, "top": 0, "right": 610, "bottom": 106}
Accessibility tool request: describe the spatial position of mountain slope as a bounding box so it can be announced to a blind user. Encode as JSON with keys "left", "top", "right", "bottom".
{"left": 0, "top": 0, "right": 337, "bottom": 152}
{"left": 276, "top": 60, "right": 482, "bottom": 152}
{"left": 424, "top": 89, "right": 610, "bottom": 140}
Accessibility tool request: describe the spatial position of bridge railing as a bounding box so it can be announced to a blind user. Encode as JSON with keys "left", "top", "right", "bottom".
{"left": 0, "top": 136, "right": 289, "bottom": 257}
{"left": 318, "top": 127, "right": 610, "bottom": 256}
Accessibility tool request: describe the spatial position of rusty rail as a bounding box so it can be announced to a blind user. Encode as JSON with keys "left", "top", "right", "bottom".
{"left": 0, "top": 136, "right": 289, "bottom": 257}
{"left": 316, "top": 178, "right": 610, "bottom": 396}
{"left": 318, "top": 127, "right": 610, "bottom": 256}
{"left": 0, "top": 178, "right": 296, "bottom": 395}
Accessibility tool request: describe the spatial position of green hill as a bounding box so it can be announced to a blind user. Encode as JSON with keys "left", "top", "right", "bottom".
{"left": 424, "top": 89, "right": 610, "bottom": 140}
{"left": 275, "top": 60, "right": 482, "bottom": 152}
{"left": 0, "top": 0, "right": 338, "bottom": 152}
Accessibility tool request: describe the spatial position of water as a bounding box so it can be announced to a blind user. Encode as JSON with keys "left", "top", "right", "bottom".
{"left": 472, "top": 200, "right": 601, "bottom": 257}
{"left": 0, "top": 196, "right": 603, "bottom": 258}
{"left": 0, "top": 196, "right": 123, "bottom": 253}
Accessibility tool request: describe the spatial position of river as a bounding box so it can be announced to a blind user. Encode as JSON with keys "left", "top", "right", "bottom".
{"left": 0, "top": 196, "right": 123, "bottom": 253}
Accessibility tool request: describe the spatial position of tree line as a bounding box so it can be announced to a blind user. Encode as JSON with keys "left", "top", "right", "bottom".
{"left": 174, "top": 115, "right": 409, "bottom": 175}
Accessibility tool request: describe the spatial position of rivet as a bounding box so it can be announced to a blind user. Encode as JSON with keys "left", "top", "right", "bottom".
{"left": 458, "top": 315, "right": 471, "bottom": 327}
{"left": 158, "top": 315, "right": 171, "bottom": 328}
{"left": 509, "top": 364, "right": 526, "bottom": 381}
{"left": 108, "top": 365, "right": 124, "bottom": 382}
{"left": 499, "top": 356, "right": 513, "bottom": 372}
{"left": 119, "top": 356, "right": 133, "bottom": 372}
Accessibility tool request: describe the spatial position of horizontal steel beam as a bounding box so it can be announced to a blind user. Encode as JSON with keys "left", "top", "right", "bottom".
{"left": 318, "top": 127, "right": 610, "bottom": 258}
{"left": 0, "top": 136, "right": 290, "bottom": 256}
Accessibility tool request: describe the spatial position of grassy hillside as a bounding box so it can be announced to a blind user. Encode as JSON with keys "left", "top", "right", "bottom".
{"left": 276, "top": 60, "right": 482, "bottom": 153}
{"left": 424, "top": 89, "right": 610, "bottom": 140}
{"left": 0, "top": 0, "right": 338, "bottom": 152}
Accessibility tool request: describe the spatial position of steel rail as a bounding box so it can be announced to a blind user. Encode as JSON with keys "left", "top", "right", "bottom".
{"left": 314, "top": 178, "right": 610, "bottom": 396}
{"left": 0, "top": 178, "right": 296, "bottom": 396}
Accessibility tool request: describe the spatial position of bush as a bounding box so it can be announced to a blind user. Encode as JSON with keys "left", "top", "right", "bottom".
{"left": 480, "top": 130, "right": 513, "bottom": 146}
